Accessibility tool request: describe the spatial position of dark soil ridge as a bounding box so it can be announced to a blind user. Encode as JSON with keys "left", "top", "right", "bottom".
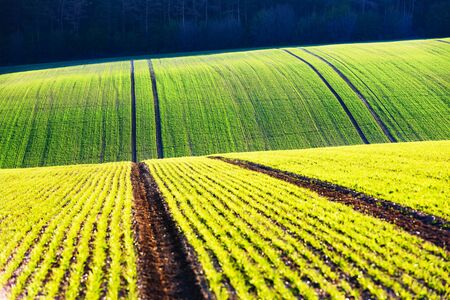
{"left": 282, "top": 49, "right": 370, "bottom": 145}
{"left": 436, "top": 40, "right": 450, "bottom": 45}
{"left": 300, "top": 48, "right": 397, "bottom": 143}
{"left": 131, "top": 60, "right": 137, "bottom": 163}
{"left": 210, "top": 156, "right": 450, "bottom": 251}
{"left": 131, "top": 162, "right": 212, "bottom": 300}
{"left": 148, "top": 60, "right": 164, "bottom": 159}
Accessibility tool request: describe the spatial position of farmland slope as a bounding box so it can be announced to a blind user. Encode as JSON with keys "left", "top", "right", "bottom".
{"left": 0, "top": 39, "right": 448, "bottom": 167}
{"left": 0, "top": 162, "right": 137, "bottom": 299}
{"left": 0, "top": 62, "right": 132, "bottom": 168}
{"left": 153, "top": 49, "right": 382, "bottom": 158}
{"left": 225, "top": 140, "right": 450, "bottom": 219}
{"left": 149, "top": 38, "right": 449, "bottom": 158}
{"left": 306, "top": 39, "right": 450, "bottom": 141}
{"left": 134, "top": 60, "right": 157, "bottom": 161}
{"left": 145, "top": 156, "right": 449, "bottom": 299}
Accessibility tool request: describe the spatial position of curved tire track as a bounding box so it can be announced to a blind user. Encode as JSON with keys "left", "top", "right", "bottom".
{"left": 282, "top": 49, "right": 370, "bottom": 144}
{"left": 300, "top": 48, "right": 397, "bottom": 143}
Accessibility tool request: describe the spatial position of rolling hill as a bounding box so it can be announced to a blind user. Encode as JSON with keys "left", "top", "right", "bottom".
{"left": 1, "top": 38, "right": 449, "bottom": 297}
{"left": 0, "top": 38, "right": 449, "bottom": 168}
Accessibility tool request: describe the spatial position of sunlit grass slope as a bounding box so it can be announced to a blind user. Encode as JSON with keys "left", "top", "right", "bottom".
{"left": 146, "top": 156, "right": 449, "bottom": 299}
{"left": 134, "top": 60, "right": 157, "bottom": 160}
{"left": 284, "top": 47, "right": 389, "bottom": 142}
{"left": 307, "top": 39, "right": 450, "bottom": 141}
{"left": 0, "top": 62, "right": 132, "bottom": 168}
{"left": 0, "top": 162, "right": 137, "bottom": 299}
{"left": 0, "top": 39, "right": 448, "bottom": 167}
{"left": 153, "top": 49, "right": 369, "bottom": 157}
{"left": 225, "top": 140, "right": 450, "bottom": 219}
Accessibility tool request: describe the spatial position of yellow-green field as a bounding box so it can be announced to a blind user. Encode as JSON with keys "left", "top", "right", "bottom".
{"left": 225, "top": 140, "right": 450, "bottom": 219}
{"left": 0, "top": 141, "right": 448, "bottom": 299}
{"left": 145, "top": 153, "right": 449, "bottom": 299}
{"left": 0, "top": 162, "right": 137, "bottom": 299}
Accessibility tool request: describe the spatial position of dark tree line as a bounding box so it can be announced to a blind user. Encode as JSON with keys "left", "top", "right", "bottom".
{"left": 1, "top": 0, "right": 449, "bottom": 65}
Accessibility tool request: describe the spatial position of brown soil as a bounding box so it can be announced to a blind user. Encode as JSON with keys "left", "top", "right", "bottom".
{"left": 211, "top": 156, "right": 450, "bottom": 251}
{"left": 131, "top": 163, "right": 212, "bottom": 300}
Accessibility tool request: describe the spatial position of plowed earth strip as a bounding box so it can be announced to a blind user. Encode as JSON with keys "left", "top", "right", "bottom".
{"left": 148, "top": 60, "right": 164, "bottom": 159}
{"left": 300, "top": 48, "right": 397, "bottom": 143}
{"left": 210, "top": 156, "right": 450, "bottom": 251}
{"left": 282, "top": 49, "right": 369, "bottom": 144}
{"left": 131, "top": 163, "right": 212, "bottom": 300}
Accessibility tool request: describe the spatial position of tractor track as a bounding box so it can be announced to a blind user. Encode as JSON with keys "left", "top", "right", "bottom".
{"left": 131, "top": 162, "right": 212, "bottom": 300}
{"left": 282, "top": 49, "right": 370, "bottom": 144}
{"left": 148, "top": 60, "right": 164, "bottom": 159}
{"left": 211, "top": 156, "right": 450, "bottom": 251}
{"left": 130, "top": 60, "right": 137, "bottom": 163}
{"left": 300, "top": 48, "right": 397, "bottom": 143}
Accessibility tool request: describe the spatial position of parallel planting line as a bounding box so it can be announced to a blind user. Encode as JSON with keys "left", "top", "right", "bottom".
{"left": 130, "top": 61, "right": 137, "bottom": 163}
{"left": 211, "top": 156, "right": 450, "bottom": 250}
{"left": 148, "top": 60, "right": 164, "bottom": 159}
{"left": 282, "top": 49, "right": 369, "bottom": 144}
{"left": 301, "top": 48, "right": 397, "bottom": 142}
{"left": 130, "top": 162, "right": 211, "bottom": 299}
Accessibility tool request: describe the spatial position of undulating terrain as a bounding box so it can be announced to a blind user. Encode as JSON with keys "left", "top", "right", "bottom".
{"left": 0, "top": 39, "right": 448, "bottom": 167}
{"left": 0, "top": 38, "right": 449, "bottom": 299}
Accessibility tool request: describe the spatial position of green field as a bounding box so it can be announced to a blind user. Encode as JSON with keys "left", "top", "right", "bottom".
{"left": 307, "top": 39, "right": 450, "bottom": 141}
{"left": 0, "top": 162, "right": 137, "bottom": 299}
{"left": 1, "top": 39, "right": 448, "bottom": 167}
{"left": 145, "top": 155, "right": 449, "bottom": 299}
{"left": 134, "top": 60, "right": 157, "bottom": 161}
{"left": 0, "top": 62, "right": 133, "bottom": 168}
{"left": 153, "top": 49, "right": 372, "bottom": 157}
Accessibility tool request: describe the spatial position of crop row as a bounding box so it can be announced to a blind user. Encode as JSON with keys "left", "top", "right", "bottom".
{"left": 146, "top": 157, "right": 449, "bottom": 299}
{"left": 0, "top": 162, "right": 137, "bottom": 299}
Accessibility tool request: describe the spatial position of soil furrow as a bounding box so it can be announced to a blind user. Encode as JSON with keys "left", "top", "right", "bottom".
{"left": 300, "top": 48, "right": 397, "bottom": 142}
{"left": 130, "top": 61, "right": 137, "bottom": 163}
{"left": 210, "top": 156, "right": 450, "bottom": 251}
{"left": 148, "top": 60, "right": 164, "bottom": 159}
{"left": 282, "top": 49, "right": 369, "bottom": 144}
{"left": 436, "top": 40, "right": 450, "bottom": 45}
{"left": 131, "top": 162, "right": 211, "bottom": 300}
